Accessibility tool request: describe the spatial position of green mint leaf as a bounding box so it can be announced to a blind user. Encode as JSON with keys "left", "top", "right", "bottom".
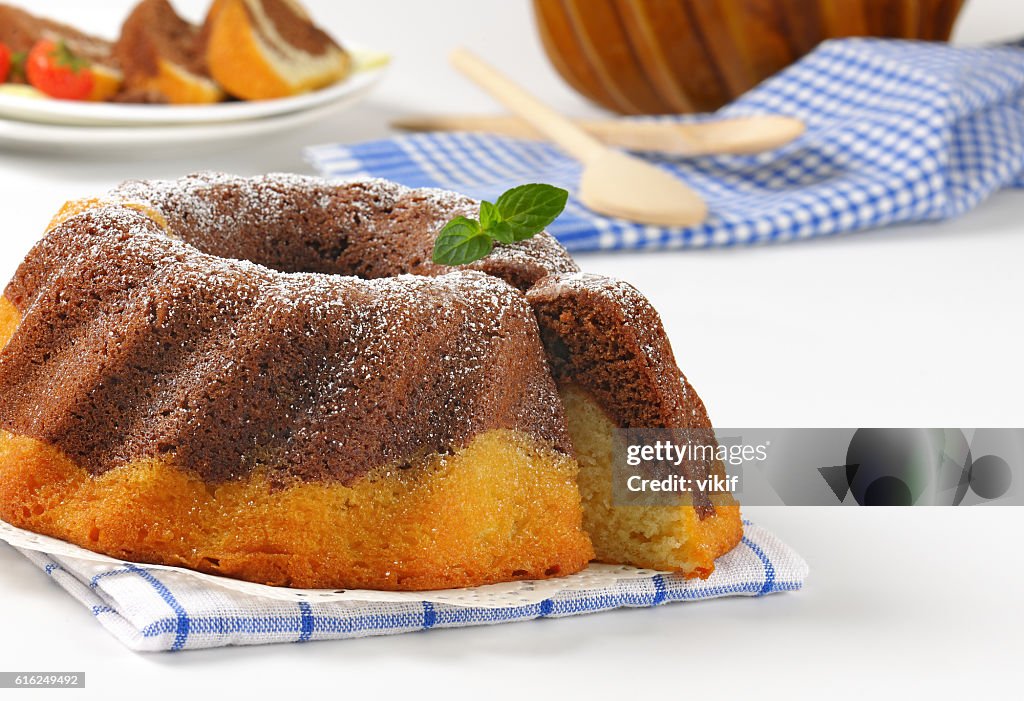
{"left": 433, "top": 183, "right": 569, "bottom": 266}
{"left": 487, "top": 221, "right": 516, "bottom": 244}
{"left": 432, "top": 216, "right": 493, "bottom": 265}
{"left": 494, "top": 184, "right": 568, "bottom": 241}
{"left": 479, "top": 200, "right": 501, "bottom": 230}
{"left": 479, "top": 200, "right": 515, "bottom": 243}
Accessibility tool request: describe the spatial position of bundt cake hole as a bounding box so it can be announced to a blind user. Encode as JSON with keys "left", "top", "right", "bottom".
{"left": 305, "top": 235, "right": 348, "bottom": 266}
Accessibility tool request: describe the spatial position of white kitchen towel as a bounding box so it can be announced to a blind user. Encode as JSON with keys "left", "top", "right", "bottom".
{"left": 12, "top": 520, "right": 806, "bottom": 651}
{"left": 307, "top": 38, "right": 1024, "bottom": 250}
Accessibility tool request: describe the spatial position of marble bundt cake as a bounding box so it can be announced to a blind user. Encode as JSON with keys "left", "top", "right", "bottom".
{"left": 0, "top": 173, "right": 742, "bottom": 590}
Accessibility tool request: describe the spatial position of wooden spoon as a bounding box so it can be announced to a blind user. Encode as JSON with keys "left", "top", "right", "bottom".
{"left": 391, "top": 113, "right": 805, "bottom": 157}
{"left": 449, "top": 48, "right": 707, "bottom": 227}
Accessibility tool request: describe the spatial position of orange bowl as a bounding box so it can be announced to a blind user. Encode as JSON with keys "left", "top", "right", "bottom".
{"left": 533, "top": 0, "right": 965, "bottom": 114}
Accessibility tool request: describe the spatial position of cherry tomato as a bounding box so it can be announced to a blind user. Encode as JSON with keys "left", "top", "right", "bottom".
{"left": 0, "top": 43, "right": 12, "bottom": 83}
{"left": 25, "top": 40, "right": 94, "bottom": 101}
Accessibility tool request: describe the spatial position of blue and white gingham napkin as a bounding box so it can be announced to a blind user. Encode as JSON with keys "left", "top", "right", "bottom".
{"left": 307, "top": 38, "right": 1024, "bottom": 250}
{"left": 11, "top": 521, "right": 805, "bottom": 651}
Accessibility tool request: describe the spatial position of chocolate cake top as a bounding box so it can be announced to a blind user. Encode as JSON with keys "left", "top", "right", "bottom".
{"left": 1, "top": 204, "right": 571, "bottom": 484}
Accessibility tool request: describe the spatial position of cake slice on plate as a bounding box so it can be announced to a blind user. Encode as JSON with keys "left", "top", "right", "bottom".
{"left": 114, "top": 0, "right": 224, "bottom": 104}
{"left": 202, "top": 0, "right": 352, "bottom": 100}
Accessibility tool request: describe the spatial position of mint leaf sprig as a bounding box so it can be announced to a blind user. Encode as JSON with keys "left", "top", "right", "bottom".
{"left": 432, "top": 183, "right": 568, "bottom": 266}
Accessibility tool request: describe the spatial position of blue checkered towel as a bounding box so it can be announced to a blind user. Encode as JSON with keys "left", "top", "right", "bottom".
{"left": 307, "top": 38, "right": 1024, "bottom": 250}
{"left": 12, "top": 521, "right": 805, "bottom": 651}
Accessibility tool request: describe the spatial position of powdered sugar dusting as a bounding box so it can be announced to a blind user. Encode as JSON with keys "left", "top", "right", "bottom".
{"left": 8, "top": 173, "right": 695, "bottom": 483}
{"left": 112, "top": 172, "right": 578, "bottom": 283}
{"left": 536, "top": 272, "right": 654, "bottom": 333}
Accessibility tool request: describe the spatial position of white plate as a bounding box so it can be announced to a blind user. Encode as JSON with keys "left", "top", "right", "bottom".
{"left": 0, "top": 49, "right": 389, "bottom": 127}
{"left": 0, "top": 79, "right": 380, "bottom": 155}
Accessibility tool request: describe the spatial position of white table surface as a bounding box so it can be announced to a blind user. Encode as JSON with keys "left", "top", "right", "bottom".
{"left": 0, "top": 1, "right": 1021, "bottom": 698}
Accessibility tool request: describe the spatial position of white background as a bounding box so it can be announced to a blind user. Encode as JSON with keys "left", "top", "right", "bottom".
{"left": 0, "top": 1, "right": 1022, "bottom": 698}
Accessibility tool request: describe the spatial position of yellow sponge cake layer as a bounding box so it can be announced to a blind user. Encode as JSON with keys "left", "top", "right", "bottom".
{"left": 0, "top": 426, "right": 594, "bottom": 591}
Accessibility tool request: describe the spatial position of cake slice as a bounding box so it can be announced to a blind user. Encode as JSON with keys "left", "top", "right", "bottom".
{"left": 0, "top": 3, "right": 122, "bottom": 101}
{"left": 113, "top": 0, "right": 223, "bottom": 104}
{"left": 527, "top": 273, "right": 743, "bottom": 577}
{"left": 202, "top": 0, "right": 352, "bottom": 100}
